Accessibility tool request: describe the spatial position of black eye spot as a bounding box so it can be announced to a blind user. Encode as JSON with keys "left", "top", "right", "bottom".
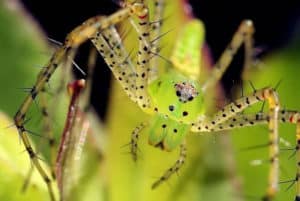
{"left": 176, "top": 91, "right": 181, "bottom": 97}
{"left": 182, "top": 111, "right": 188, "bottom": 116}
{"left": 173, "top": 129, "right": 177, "bottom": 133}
{"left": 162, "top": 124, "right": 167, "bottom": 128}
{"left": 188, "top": 96, "right": 194, "bottom": 101}
{"left": 169, "top": 105, "right": 175, "bottom": 111}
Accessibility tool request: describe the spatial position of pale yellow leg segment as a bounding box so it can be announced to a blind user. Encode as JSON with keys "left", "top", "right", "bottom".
{"left": 149, "top": 0, "right": 165, "bottom": 79}
{"left": 130, "top": 122, "right": 147, "bottom": 161}
{"left": 152, "top": 142, "right": 187, "bottom": 189}
{"left": 22, "top": 89, "right": 56, "bottom": 192}
{"left": 202, "top": 20, "right": 255, "bottom": 91}
{"left": 191, "top": 88, "right": 280, "bottom": 200}
{"left": 129, "top": 2, "right": 152, "bottom": 110}
{"left": 91, "top": 26, "right": 138, "bottom": 102}
{"left": 14, "top": 8, "right": 133, "bottom": 201}
{"left": 196, "top": 110, "right": 298, "bottom": 132}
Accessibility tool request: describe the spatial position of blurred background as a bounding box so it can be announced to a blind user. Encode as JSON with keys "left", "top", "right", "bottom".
{"left": 1, "top": 0, "right": 300, "bottom": 201}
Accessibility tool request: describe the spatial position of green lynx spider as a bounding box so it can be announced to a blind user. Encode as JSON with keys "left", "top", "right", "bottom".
{"left": 13, "top": 0, "right": 300, "bottom": 200}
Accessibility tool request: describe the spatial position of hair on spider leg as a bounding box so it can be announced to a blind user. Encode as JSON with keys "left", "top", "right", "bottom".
{"left": 273, "top": 78, "right": 283, "bottom": 92}
{"left": 47, "top": 37, "right": 63, "bottom": 47}
{"left": 150, "top": 28, "right": 173, "bottom": 45}
{"left": 46, "top": 38, "right": 87, "bottom": 77}
{"left": 118, "top": 25, "right": 133, "bottom": 42}
{"left": 24, "top": 127, "right": 51, "bottom": 140}
{"left": 19, "top": 147, "right": 47, "bottom": 164}
{"left": 238, "top": 142, "right": 271, "bottom": 152}
{"left": 279, "top": 175, "right": 299, "bottom": 192}
{"left": 248, "top": 80, "right": 257, "bottom": 93}
{"left": 149, "top": 50, "right": 172, "bottom": 65}
{"left": 71, "top": 59, "right": 86, "bottom": 76}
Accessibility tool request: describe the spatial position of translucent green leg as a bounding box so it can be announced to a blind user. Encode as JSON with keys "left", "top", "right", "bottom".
{"left": 151, "top": 142, "right": 187, "bottom": 189}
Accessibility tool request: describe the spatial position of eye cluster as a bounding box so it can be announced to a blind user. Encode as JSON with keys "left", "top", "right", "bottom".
{"left": 174, "top": 82, "right": 199, "bottom": 103}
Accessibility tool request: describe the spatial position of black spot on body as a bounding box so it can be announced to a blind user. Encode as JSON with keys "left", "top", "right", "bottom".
{"left": 182, "top": 111, "right": 188, "bottom": 116}
{"left": 169, "top": 105, "right": 174, "bottom": 111}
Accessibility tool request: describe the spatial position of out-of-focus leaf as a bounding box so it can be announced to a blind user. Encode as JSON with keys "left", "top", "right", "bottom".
{"left": 0, "top": 112, "right": 51, "bottom": 200}
{"left": 0, "top": 0, "right": 48, "bottom": 117}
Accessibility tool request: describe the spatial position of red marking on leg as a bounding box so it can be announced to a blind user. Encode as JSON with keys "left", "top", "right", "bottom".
{"left": 290, "top": 115, "right": 294, "bottom": 123}
{"left": 138, "top": 14, "right": 148, "bottom": 19}
{"left": 262, "top": 90, "right": 266, "bottom": 99}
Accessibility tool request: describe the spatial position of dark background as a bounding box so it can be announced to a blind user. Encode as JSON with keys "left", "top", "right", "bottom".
{"left": 21, "top": 0, "right": 300, "bottom": 119}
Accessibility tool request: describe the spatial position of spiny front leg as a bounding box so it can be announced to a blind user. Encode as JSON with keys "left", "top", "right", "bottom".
{"left": 149, "top": 0, "right": 165, "bottom": 77}
{"left": 14, "top": 8, "right": 132, "bottom": 201}
{"left": 192, "top": 88, "right": 280, "bottom": 200}
{"left": 91, "top": 26, "right": 138, "bottom": 102}
{"left": 202, "top": 20, "right": 255, "bottom": 91}
{"left": 152, "top": 142, "right": 187, "bottom": 189}
{"left": 129, "top": 2, "right": 152, "bottom": 110}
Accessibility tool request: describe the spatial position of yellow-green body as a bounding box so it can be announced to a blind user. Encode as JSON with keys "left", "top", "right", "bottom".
{"left": 146, "top": 20, "right": 206, "bottom": 151}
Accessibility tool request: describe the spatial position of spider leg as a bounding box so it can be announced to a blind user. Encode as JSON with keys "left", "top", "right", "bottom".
{"left": 14, "top": 6, "right": 137, "bottom": 201}
{"left": 149, "top": 0, "right": 165, "bottom": 79}
{"left": 130, "top": 122, "right": 147, "bottom": 161}
{"left": 152, "top": 142, "right": 187, "bottom": 189}
{"left": 192, "top": 87, "right": 280, "bottom": 200}
{"left": 122, "top": 2, "right": 152, "bottom": 110}
{"left": 202, "top": 20, "right": 255, "bottom": 91}
{"left": 92, "top": 26, "right": 137, "bottom": 100}
{"left": 196, "top": 110, "right": 300, "bottom": 200}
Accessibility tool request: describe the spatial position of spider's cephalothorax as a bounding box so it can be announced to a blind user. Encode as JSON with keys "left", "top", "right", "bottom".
{"left": 147, "top": 73, "right": 204, "bottom": 151}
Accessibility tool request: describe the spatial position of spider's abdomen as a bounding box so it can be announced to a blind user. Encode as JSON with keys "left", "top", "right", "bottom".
{"left": 148, "top": 72, "right": 205, "bottom": 124}
{"left": 148, "top": 113, "right": 189, "bottom": 151}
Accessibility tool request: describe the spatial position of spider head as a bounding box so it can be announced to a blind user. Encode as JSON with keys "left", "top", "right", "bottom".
{"left": 148, "top": 72, "right": 205, "bottom": 124}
